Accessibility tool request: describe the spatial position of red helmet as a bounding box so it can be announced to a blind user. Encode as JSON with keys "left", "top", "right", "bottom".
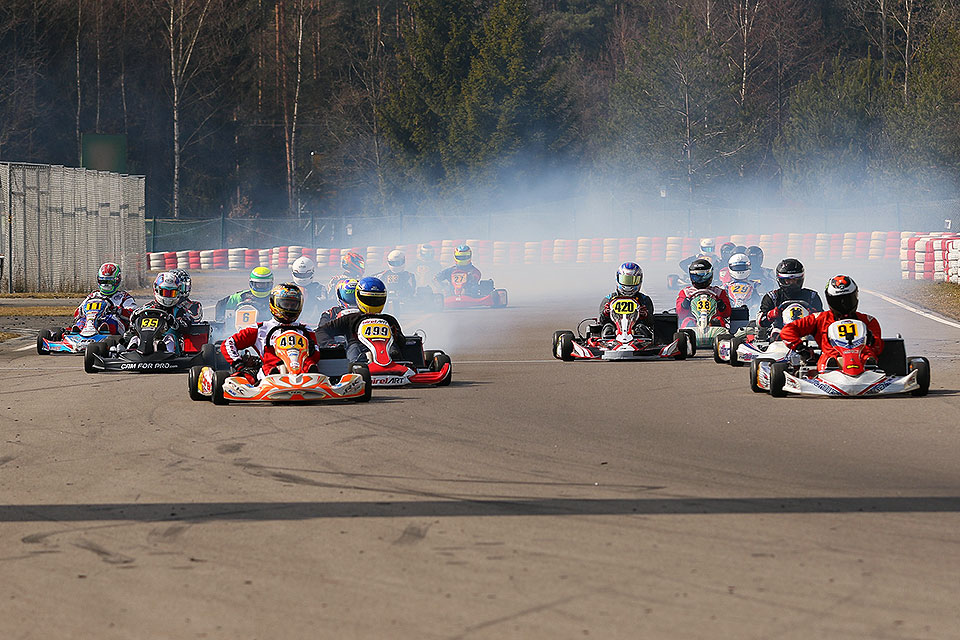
{"left": 341, "top": 251, "right": 365, "bottom": 278}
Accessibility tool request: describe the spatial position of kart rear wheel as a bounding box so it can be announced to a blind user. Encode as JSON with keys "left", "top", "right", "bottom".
{"left": 750, "top": 358, "right": 772, "bottom": 393}
{"left": 212, "top": 370, "right": 231, "bottom": 405}
{"left": 908, "top": 357, "right": 930, "bottom": 396}
{"left": 423, "top": 349, "right": 440, "bottom": 364}
{"left": 431, "top": 354, "right": 453, "bottom": 386}
{"left": 350, "top": 363, "right": 373, "bottom": 402}
{"left": 492, "top": 289, "right": 508, "bottom": 308}
{"left": 37, "top": 329, "right": 53, "bottom": 355}
{"left": 769, "top": 362, "right": 788, "bottom": 397}
{"left": 713, "top": 333, "right": 731, "bottom": 364}
{"left": 188, "top": 366, "right": 205, "bottom": 401}
{"left": 557, "top": 331, "right": 574, "bottom": 361}
{"left": 551, "top": 331, "right": 566, "bottom": 359}
{"left": 83, "top": 342, "right": 104, "bottom": 373}
{"left": 673, "top": 332, "right": 688, "bottom": 360}
{"left": 729, "top": 335, "right": 745, "bottom": 367}
{"left": 681, "top": 329, "right": 697, "bottom": 357}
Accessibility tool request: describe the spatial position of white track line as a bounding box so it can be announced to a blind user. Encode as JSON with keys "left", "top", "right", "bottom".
{"left": 14, "top": 344, "right": 36, "bottom": 352}
{"left": 456, "top": 359, "right": 556, "bottom": 364}
{"left": 863, "top": 288, "right": 960, "bottom": 331}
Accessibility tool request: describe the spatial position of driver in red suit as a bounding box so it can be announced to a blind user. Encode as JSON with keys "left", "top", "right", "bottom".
{"left": 676, "top": 258, "right": 731, "bottom": 328}
{"left": 434, "top": 244, "right": 482, "bottom": 295}
{"left": 220, "top": 283, "right": 323, "bottom": 383}
{"left": 780, "top": 275, "right": 883, "bottom": 372}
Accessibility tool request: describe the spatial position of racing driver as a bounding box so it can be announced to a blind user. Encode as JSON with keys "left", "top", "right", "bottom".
{"left": 758, "top": 258, "right": 823, "bottom": 328}
{"left": 780, "top": 275, "right": 883, "bottom": 372}
{"left": 70, "top": 262, "right": 137, "bottom": 335}
{"left": 676, "top": 258, "right": 731, "bottom": 328}
{"left": 434, "top": 244, "right": 482, "bottom": 295}
{"left": 597, "top": 262, "right": 655, "bottom": 334}
{"left": 220, "top": 283, "right": 324, "bottom": 383}
{"left": 316, "top": 276, "right": 407, "bottom": 363}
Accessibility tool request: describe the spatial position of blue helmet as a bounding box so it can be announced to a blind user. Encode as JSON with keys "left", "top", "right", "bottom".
{"left": 616, "top": 262, "right": 643, "bottom": 296}
{"left": 688, "top": 258, "right": 713, "bottom": 289}
{"left": 336, "top": 278, "right": 358, "bottom": 309}
{"left": 356, "top": 277, "right": 387, "bottom": 314}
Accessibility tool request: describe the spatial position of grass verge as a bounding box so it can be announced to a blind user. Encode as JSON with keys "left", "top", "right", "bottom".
{"left": 0, "top": 331, "right": 19, "bottom": 342}
{"left": 885, "top": 281, "right": 960, "bottom": 322}
{"left": 0, "top": 306, "right": 75, "bottom": 317}
{"left": 0, "top": 292, "right": 86, "bottom": 299}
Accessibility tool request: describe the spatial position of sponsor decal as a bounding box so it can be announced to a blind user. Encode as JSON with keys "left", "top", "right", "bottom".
{"left": 806, "top": 377, "right": 844, "bottom": 396}
{"left": 372, "top": 376, "right": 410, "bottom": 386}
{"left": 119, "top": 361, "right": 178, "bottom": 370}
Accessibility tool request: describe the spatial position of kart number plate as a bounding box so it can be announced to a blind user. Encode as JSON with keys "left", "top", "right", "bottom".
{"left": 140, "top": 317, "right": 159, "bottom": 329}
{"left": 236, "top": 307, "right": 258, "bottom": 329}
{"left": 451, "top": 272, "right": 468, "bottom": 285}
{"left": 611, "top": 299, "right": 637, "bottom": 315}
{"left": 828, "top": 319, "right": 866, "bottom": 348}
{"left": 385, "top": 274, "right": 399, "bottom": 285}
{"left": 359, "top": 319, "right": 392, "bottom": 340}
{"left": 729, "top": 283, "right": 752, "bottom": 295}
{"left": 84, "top": 300, "right": 104, "bottom": 312}
{"left": 692, "top": 295, "right": 717, "bottom": 313}
{"left": 274, "top": 331, "right": 308, "bottom": 351}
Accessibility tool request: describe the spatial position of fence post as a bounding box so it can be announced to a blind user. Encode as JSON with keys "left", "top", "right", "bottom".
{"left": 220, "top": 208, "right": 226, "bottom": 249}
{"left": 151, "top": 216, "right": 157, "bottom": 252}
{"left": 310, "top": 211, "right": 315, "bottom": 247}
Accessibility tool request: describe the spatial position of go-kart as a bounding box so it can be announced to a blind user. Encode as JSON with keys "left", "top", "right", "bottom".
{"left": 750, "top": 319, "right": 930, "bottom": 397}
{"left": 714, "top": 301, "right": 813, "bottom": 366}
{"left": 84, "top": 307, "right": 215, "bottom": 373}
{"left": 724, "top": 278, "right": 763, "bottom": 315}
{"left": 188, "top": 330, "right": 371, "bottom": 404}
{"left": 37, "top": 297, "right": 122, "bottom": 355}
{"left": 356, "top": 317, "right": 451, "bottom": 387}
{"left": 442, "top": 272, "right": 507, "bottom": 309}
{"left": 553, "top": 297, "right": 693, "bottom": 361}
{"left": 681, "top": 289, "right": 751, "bottom": 350}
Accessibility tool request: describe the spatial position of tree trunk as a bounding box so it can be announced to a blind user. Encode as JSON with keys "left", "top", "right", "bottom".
{"left": 170, "top": 1, "right": 180, "bottom": 218}
{"left": 75, "top": 0, "right": 82, "bottom": 165}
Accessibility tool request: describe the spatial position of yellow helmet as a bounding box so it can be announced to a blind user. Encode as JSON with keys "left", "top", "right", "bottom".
{"left": 249, "top": 266, "right": 274, "bottom": 298}
{"left": 454, "top": 244, "right": 472, "bottom": 266}
{"left": 269, "top": 283, "right": 303, "bottom": 323}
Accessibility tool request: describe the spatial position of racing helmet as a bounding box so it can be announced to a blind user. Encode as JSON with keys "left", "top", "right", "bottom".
{"left": 727, "top": 253, "right": 752, "bottom": 281}
{"left": 269, "top": 283, "right": 303, "bottom": 323}
{"left": 825, "top": 275, "right": 859, "bottom": 318}
{"left": 719, "top": 242, "right": 736, "bottom": 263}
{"left": 171, "top": 268, "right": 191, "bottom": 300}
{"left": 454, "top": 244, "right": 472, "bottom": 266}
{"left": 418, "top": 244, "right": 435, "bottom": 261}
{"left": 688, "top": 258, "right": 713, "bottom": 289}
{"left": 291, "top": 256, "right": 316, "bottom": 287}
{"left": 341, "top": 251, "right": 365, "bottom": 278}
{"left": 249, "top": 266, "right": 274, "bottom": 298}
{"left": 776, "top": 258, "right": 805, "bottom": 291}
{"left": 97, "top": 262, "right": 122, "bottom": 296}
{"left": 154, "top": 272, "right": 180, "bottom": 308}
{"left": 699, "top": 238, "right": 716, "bottom": 255}
{"left": 356, "top": 277, "right": 387, "bottom": 314}
{"left": 616, "top": 262, "right": 643, "bottom": 296}
{"left": 387, "top": 249, "right": 406, "bottom": 272}
{"left": 746, "top": 245, "right": 764, "bottom": 268}
{"left": 336, "top": 278, "right": 358, "bottom": 309}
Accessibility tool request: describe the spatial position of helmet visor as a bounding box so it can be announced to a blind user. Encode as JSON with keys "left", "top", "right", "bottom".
{"left": 618, "top": 273, "right": 642, "bottom": 286}
{"left": 250, "top": 279, "right": 273, "bottom": 293}
{"left": 689, "top": 269, "right": 712, "bottom": 286}
{"left": 777, "top": 274, "right": 804, "bottom": 290}
{"left": 156, "top": 286, "right": 178, "bottom": 299}
{"left": 829, "top": 291, "right": 858, "bottom": 316}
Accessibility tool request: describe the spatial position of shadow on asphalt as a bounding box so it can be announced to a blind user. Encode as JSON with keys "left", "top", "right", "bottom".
{"left": 6, "top": 496, "right": 960, "bottom": 522}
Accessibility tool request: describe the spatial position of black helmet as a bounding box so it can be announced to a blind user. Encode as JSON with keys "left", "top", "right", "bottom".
{"left": 719, "top": 242, "right": 736, "bottom": 262}
{"left": 825, "top": 275, "right": 859, "bottom": 318}
{"left": 746, "top": 245, "right": 764, "bottom": 267}
{"left": 688, "top": 258, "right": 714, "bottom": 289}
{"left": 776, "top": 258, "right": 805, "bottom": 291}
{"left": 733, "top": 245, "right": 747, "bottom": 256}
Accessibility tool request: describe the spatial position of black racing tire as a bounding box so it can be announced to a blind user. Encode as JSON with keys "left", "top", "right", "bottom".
{"left": 681, "top": 329, "right": 697, "bottom": 357}
{"left": 350, "top": 363, "right": 373, "bottom": 402}
{"left": 730, "top": 334, "right": 745, "bottom": 367}
{"left": 908, "top": 357, "right": 930, "bottom": 397}
{"left": 83, "top": 342, "right": 103, "bottom": 374}
{"left": 188, "top": 365, "right": 205, "bottom": 401}
{"left": 552, "top": 331, "right": 567, "bottom": 359}
{"left": 493, "top": 289, "right": 508, "bottom": 308}
{"left": 37, "top": 329, "right": 53, "bottom": 355}
{"left": 423, "top": 349, "right": 440, "bottom": 364}
{"left": 212, "top": 369, "right": 231, "bottom": 405}
{"left": 713, "top": 333, "right": 731, "bottom": 364}
{"left": 673, "top": 332, "right": 688, "bottom": 360}
{"left": 558, "top": 331, "right": 574, "bottom": 361}
{"left": 750, "top": 358, "right": 772, "bottom": 393}
{"left": 201, "top": 343, "right": 216, "bottom": 367}
{"left": 431, "top": 353, "right": 452, "bottom": 386}
{"left": 769, "top": 361, "right": 788, "bottom": 397}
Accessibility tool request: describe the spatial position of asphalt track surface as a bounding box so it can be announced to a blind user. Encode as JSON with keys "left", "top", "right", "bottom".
{"left": 2, "top": 263, "right": 960, "bottom": 639}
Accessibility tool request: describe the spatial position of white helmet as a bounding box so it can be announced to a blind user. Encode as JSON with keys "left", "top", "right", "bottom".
{"left": 387, "top": 249, "right": 406, "bottom": 272}
{"left": 154, "top": 272, "right": 180, "bottom": 307}
{"left": 700, "top": 238, "right": 716, "bottom": 254}
{"left": 291, "top": 256, "right": 316, "bottom": 286}
{"left": 727, "top": 253, "right": 752, "bottom": 281}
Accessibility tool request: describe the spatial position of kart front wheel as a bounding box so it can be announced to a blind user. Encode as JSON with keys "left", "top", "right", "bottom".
{"left": 37, "top": 329, "right": 53, "bottom": 355}
{"left": 713, "top": 333, "right": 731, "bottom": 364}
{"left": 681, "top": 329, "right": 697, "bottom": 357}
{"left": 908, "top": 357, "right": 930, "bottom": 396}
{"left": 188, "top": 366, "right": 205, "bottom": 401}
{"left": 557, "top": 331, "right": 574, "bottom": 361}
{"left": 83, "top": 342, "right": 104, "bottom": 373}
{"left": 212, "top": 370, "right": 231, "bottom": 405}
{"left": 673, "top": 332, "right": 688, "bottom": 360}
{"left": 750, "top": 358, "right": 772, "bottom": 393}
{"left": 769, "top": 362, "right": 788, "bottom": 398}
{"left": 431, "top": 354, "right": 453, "bottom": 386}
{"left": 350, "top": 363, "right": 373, "bottom": 402}
{"left": 729, "top": 335, "right": 745, "bottom": 367}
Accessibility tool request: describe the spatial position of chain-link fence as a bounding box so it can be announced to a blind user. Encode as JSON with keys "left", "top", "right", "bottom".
{"left": 0, "top": 163, "right": 146, "bottom": 293}
{"left": 145, "top": 196, "right": 960, "bottom": 252}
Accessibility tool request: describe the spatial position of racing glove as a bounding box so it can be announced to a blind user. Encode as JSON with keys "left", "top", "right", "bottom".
{"left": 794, "top": 345, "right": 816, "bottom": 364}
{"left": 717, "top": 299, "right": 727, "bottom": 312}
{"left": 766, "top": 307, "right": 779, "bottom": 320}
{"left": 679, "top": 297, "right": 691, "bottom": 310}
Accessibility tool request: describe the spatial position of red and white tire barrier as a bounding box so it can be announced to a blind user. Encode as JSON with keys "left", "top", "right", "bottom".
{"left": 147, "top": 230, "right": 913, "bottom": 272}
